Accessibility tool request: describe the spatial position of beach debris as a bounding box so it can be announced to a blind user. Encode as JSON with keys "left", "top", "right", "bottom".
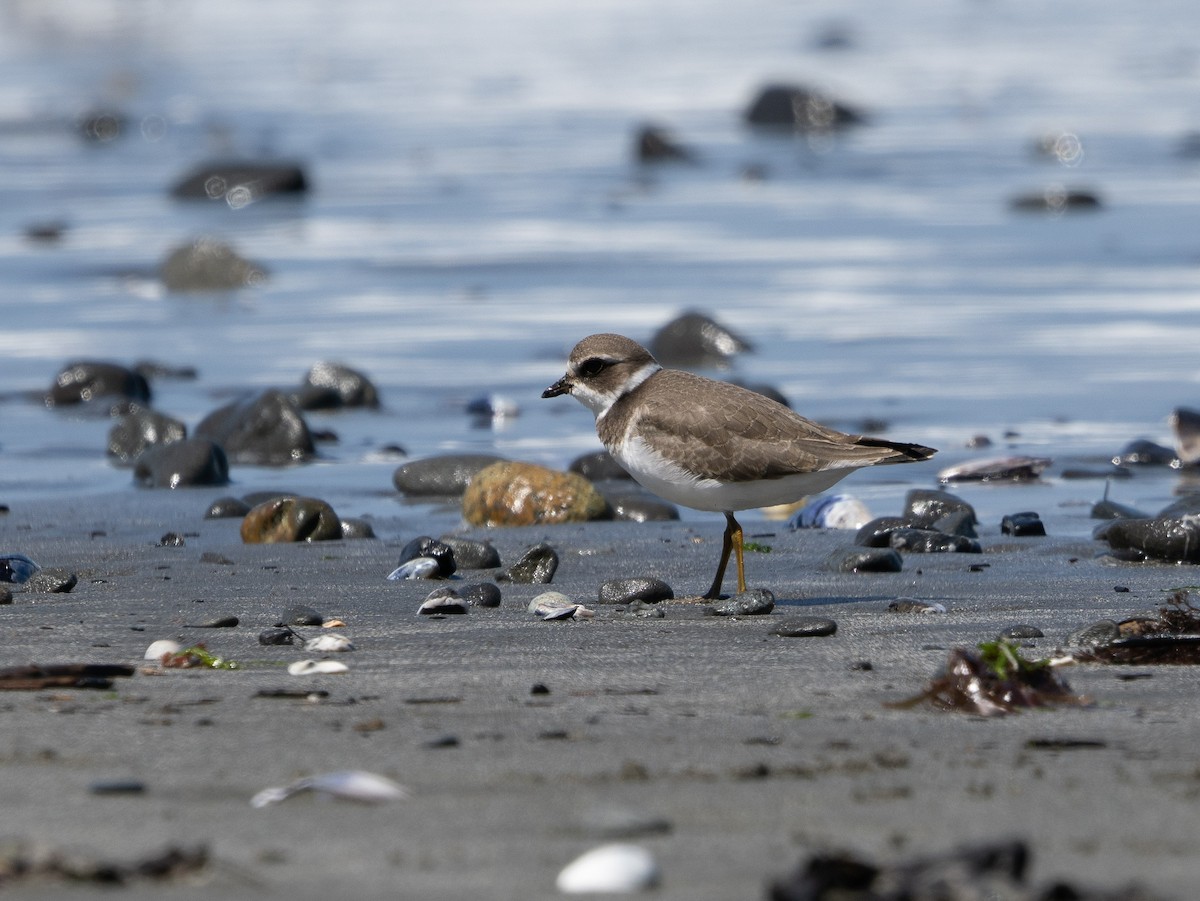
{"left": 397, "top": 536, "right": 457, "bottom": 577}
{"left": 159, "top": 644, "right": 238, "bottom": 670}
{"left": 0, "top": 663, "right": 135, "bottom": 691}
{"left": 938, "top": 455, "right": 1051, "bottom": 483}
{"left": 890, "top": 640, "right": 1085, "bottom": 716}
{"left": 497, "top": 543, "right": 560, "bottom": 584}
{"left": 0, "top": 841, "right": 209, "bottom": 887}
{"left": 418, "top": 587, "right": 469, "bottom": 615}
{"left": 304, "top": 633, "right": 354, "bottom": 652}
{"left": 529, "top": 592, "right": 593, "bottom": 620}
{"left": 712, "top": 588, "right": 775, "bottom": 616}
{"left": 388, "top": 557, "right": 441, "bottom": 580}
{"left": 555, "top": 842, "right": 660, "bottom": 894}
{"left": 0, "top": 554, "right": 40, "bottom": 584}
{"left": 144, "top": 639, "right": 183, "bottom": 661}
{"left": 1070, "top": 590, "right": 1200, "bottom": 665}
{"left": 250, "top": 770, "right": 406, "bottom": 808}
{"left": 287, "top": 660, "right": 349, "bottom": 676}
{"left": 789, "top": 494, "right": 872, "bottom": 530}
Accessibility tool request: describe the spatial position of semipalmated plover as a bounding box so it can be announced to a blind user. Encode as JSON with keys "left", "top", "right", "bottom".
{"left": 543, "top": 333, "right": 936, "bottom": 599}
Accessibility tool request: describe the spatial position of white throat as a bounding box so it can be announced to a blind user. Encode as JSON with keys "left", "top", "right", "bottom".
{"left": 579, "top": 361, "right": 661, "bottom": 422}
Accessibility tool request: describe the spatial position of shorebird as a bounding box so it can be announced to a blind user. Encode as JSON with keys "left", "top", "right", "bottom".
{"left": 542, "top": 333, "right": 936, "bottom": 598}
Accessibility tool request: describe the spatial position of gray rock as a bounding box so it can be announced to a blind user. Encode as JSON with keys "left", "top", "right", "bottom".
{"left": 888, "top": 598, "right": 946, "bottom": 614}
{"left": 46, "top": 361, "right": 151, "bottom": 407}
{"left": 170, "top": 160, "right": 308, "bottom": 202}
{"left": 26, "top": 568, "right": 78, "bottom": 593}
{"left": 204, "top": 496, "right": 252, "bottom": 519}
{"left": 712, "top": 588, "right": 774, "bottom": 616}
{"left": 1067, "top": 619, "right": 1120, "bottom": 647}
{"left": 278, "top": 605, "right": 323, "bottom": 627}
{"left": 598, "top": 577, "right": 674, "bottom": 605}
{"left": 888, "top": 528, "right": 981, "bottom": 554}
{"left": 439, "top": 537, "right": 501, "bottom": 569}
{"left": 497, "top": 544, "right": 559, "bottom": 584}
{"left": 825, "top": 548, "right": 903, "bottom": 574}
{"left": 299, "top": 361, "right": 379, "bottom": 409}
{"left": 1000, "top": 624, "right": 1045, "bottom": 640}
{"left": 569, "top": 450, "right": 633, "bottom": 482}
{"left": 1091, "top": 499, "right": 1150, "bottom": 520}
{"left": 772, "top": 617, "right": 837, "bottom": 637}
{"left": 340, "top": 518, "right": 376, "bottom": 540}
{"left": 1001, "top": 511, "right": 1046, "bottom": 537}
{"left": 108, "top": 409, "right": 186, "bottom": 465}
{"left": 195, "top": 390, "right": 315, "bottom": 466}
{"left": 635, "top": 124, "right": 694, "bottom": 163}
{"left": 594, "top": 482, "right": 680, "bottom": 522}
{"left": 743, "top": 83, "right": 865, "bottom": 130}
{"left": 648, "top": 311, "right": 752, "bottom": 369}
{"left": 461, "top": 582, "right": 502, "bottom": 608}
{"left": 903, "top": 489, "right": 977, "bottom": 530}
{"left": 1009, "top": 186, "right": 1102, "bottom": 212}
{"left": 1099, "top": 516, "right": 1200, "bottom": 563}
{"left": 854, "top": 517, "right": 910, "bottom": 548}
{"left": 160, "top": 237, "right": 266, "bottom": 292}
{"left": 1112, "top": 438, "right": 1177, "bottom": 467}
{"left": 258, "top": 628, "right": 296, "bottom": 646}
{"left": 133, "top": 438, "right": 229, "bottom": 488}
{"left": 392, "top": 453, "right": 507, "bottom": 496}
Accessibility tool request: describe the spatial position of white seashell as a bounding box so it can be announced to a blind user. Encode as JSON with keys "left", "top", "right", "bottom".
{"left": 387, "top": 557, "right": 441, "bottom": 580}
{"left": 143, "top": 639, "right": 183, "bottom": 661}
{"left": 791, "top": 494, "right": 872, "bottom": 530}
{"left": 528, "top": 591, "right": 573, "bottom": 615}
{"left": 304, "top": 634, "right": 355, "bottom": 652}
{"left": 538, "top": 604, "right": 595, "bottom": 621}
{"left": 250, "top": 769, "right": 407, "bottom": 808}
{"left": 555, "top": 843, "right": 660, "bottom": 894}
{"left": 287, "top": 659, "right": 349, "bottom": 676}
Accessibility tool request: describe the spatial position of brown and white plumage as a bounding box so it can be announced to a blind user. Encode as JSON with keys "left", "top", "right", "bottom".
{"left": 543, "top": 333, "right": 936, "bottom": 598}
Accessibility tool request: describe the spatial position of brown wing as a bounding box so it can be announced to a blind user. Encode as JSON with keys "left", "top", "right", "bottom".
{"left": 622, "top": 370, "right": 933, "bottom": 482}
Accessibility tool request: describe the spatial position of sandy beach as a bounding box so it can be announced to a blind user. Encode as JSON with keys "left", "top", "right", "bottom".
{"left": 1, "top": 488, "right": 1196, "bottom": 899}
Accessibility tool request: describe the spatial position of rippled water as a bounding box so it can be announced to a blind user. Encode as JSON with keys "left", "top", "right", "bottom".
{"left": 2, "top": 0, "right": 1199, "bottom": 536}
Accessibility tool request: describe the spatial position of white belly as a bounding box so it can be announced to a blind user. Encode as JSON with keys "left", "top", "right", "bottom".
{"left": 613, "top": 436, "right": 852, "bottom": 513}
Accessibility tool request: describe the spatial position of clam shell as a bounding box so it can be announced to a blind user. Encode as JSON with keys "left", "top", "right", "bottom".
{"left": 287, "top": 659, "right": 349, "bottom": 676}
{"left": 555, "top": 843, "right": 660, "bottom": 894}
{"left": 250, "top": 769, "right": 407, "bottom": 808}
{"left": 304, "top": 633, "right": 355, "bottom": 652}
{"left": 387, "top": 557, "right": 441, "bottom": 580}
{"left": 144, "top": 639, "right": 183, "bottom": 661}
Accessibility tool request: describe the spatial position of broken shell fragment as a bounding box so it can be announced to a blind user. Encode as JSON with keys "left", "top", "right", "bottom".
{"left": 303, "top": 634, "right": 355, "bottom": 652}
{"left": 555, "top": 842, "right": 661, "bottom": 894}
{"left": 287, "top": 659, "right": 349, "bottom": 676}
{"left": 250, "top": 769, "right": 407, "bottom": 808}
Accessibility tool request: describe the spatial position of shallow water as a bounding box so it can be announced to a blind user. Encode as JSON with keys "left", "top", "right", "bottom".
{"left": 2, "top": 0, "right": 1199, "bottom": 538}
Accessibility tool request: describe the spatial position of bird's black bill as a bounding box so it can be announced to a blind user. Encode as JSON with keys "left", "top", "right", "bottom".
{"left": 541, "top": 376, "right": 571, "bottom": 398}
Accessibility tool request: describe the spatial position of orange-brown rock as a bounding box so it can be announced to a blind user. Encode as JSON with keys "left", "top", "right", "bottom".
{"left": 240, "top": 496, "right": 342, "bottom": 543}
{"left": 462, "top": 462, "right": 608, "bottom": 527}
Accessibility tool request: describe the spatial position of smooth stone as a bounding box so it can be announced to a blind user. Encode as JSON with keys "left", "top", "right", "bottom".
{"left": 772, "top": 616, "right": 837, "bottom": 637}
{"left": 258, "top": 629, "right": 296, "bottom": 646}
{"left": 1098, "top": 516, "right": 1200, "bottom": 564}
{"left": 1001, "top": 511, "right": 1046, "bottom": 537}
{"left": 160, "top": 237, "right": 266, "bottom": 292}
{"left": 462, "top": 461, "right": 608, "bottom": 527}
{"left": 204, "top": 496, "right": 252, "bottom": 519}
{"left": 1067, "top": 619, "right": 1120, "bottom": 647}
{"left": 387, "top": 558, "right": 442, "bottom": 580}
{"left": 635, "top": 123, "right": 694, "bottom": 163}
{"left": 439, "top": 537, "right": 501, "bottom": 569}
{"left": 1170, "top": 407, "right": 1200, "bottom": 466}
{"left": 569, "top": 450, "right": 633, "bottom": 483}
{"left": 598, "top": 577, "right": 674, "bottom": 605}
{"left": 648, "top": 310, "right": 751, "bottom": 368}
{"left": 888, "top": 598, "right": 947, "bottom": 614}
{"left": 1000, "top": 624, "right": 1045, "bottom": 640}
{"left": 397, "top": 536, "right": 456, "bottom": 578}
{"left": 930, "top": 509, "right": 978, "bottom": 538}
{"left": 340, "top": 517, "right": 376, "bottom": 540}
{"left": 240, "top": 496, "right": 342, "bottom": 543}
{"left": 278, "top": 605, "right": 324, "bottom": 626}
{"left": 133, "top": 437, "right": 229, "bottom": 488}
{"left": 46, "top": 360, "right": 151, "bottom": 407}
{"left": 825, "top": 548, "right": 903, "bottom": 574}
{"left": 170, "top": 160, "right": 308, "bottom": 201}
{"left": 133, "top": 360, "right": 198, "bottom": 382}
{"left": 556, "top": 843, "right": 661, "bottom": 894}
{"left": 790, "top": 494, "right": 872, "bottom": 530}
{"left": 0, "top": 554, "right": 40, "bottom": 584}
{"left": 26, "top": 568, "right": 78, "bottom": 593}
{"left": 193, "top": 615, "right": 239, "bottom": 628}
{"left": 195, "top": 390, "right": 315, "bottom": 466}
{"left": 89, "top": 779, "right": 146, "bottom": 796}
{"left": 107, "top": 409, "right": 187, "bottom": 466}
{"left": 904, "top": 489, "right": 977, "bottom": 530}
{"left": 419, "top": 587, "right": 469, "bottom": 615}
{"left": 299, "top": 361, "right": 379, "bottom": 409}
{"left": 496, "top": 544, "right": 559, "bottom": 584}
{"left": 1112, "top": 438, "right": 1177, "bottom": 467}
{"left": 393, "top": 453, "right": 508, "bottom": 497}
{"left": 938, "top": 455, "right": 1051, "bottom": 483}
{"left": 595, "top": 483, "right": 680, "bottom": 523}
{"left": 712, "top": 588, "right": 775, "bottom": 616}
{"left": 1157, "top": 495, "right": 1200, "bottom": 518}
{"left": 743, "top": 82, "right": 865, "bottom": 130}
{"left": 888, "top": 528, "right": 981, "bottom": 553}
{"left": 854, "top": 517, "right": 910, "bottom": 548}
{"left": 461, "top": 582, "right": 502, "bottom": 608}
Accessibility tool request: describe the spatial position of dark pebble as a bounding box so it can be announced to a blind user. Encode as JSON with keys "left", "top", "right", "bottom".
{"left": 199, "top": 552, "right": 234, "bottom": 565}
{"left": 772, "top": 617, "right": 837, "bottom": 638}
{"left": 339, "top": 517, "right": 376, "bottom": 540}
{"left": 496, "top": 543, "right": 559, "bottom": 584}
{"left": 300, "top": 361, "right": 379, "bottom": 409}
{"left": 903, "top": 489, "right": 977, "bottom": 530}
{"left": 825, "top": 548, "right": 903, "bottom": 573}
{"left": 392, "top": 453, "right": 507, "bottom": 497}
{"left": 278, "top": 605, "right": 324, "bottom": 627}
{"left": 88, "top": 779, "right": 146, "bottom": 796}
{"left": 195, "top": 390, "right": 314, "bottom": 466}
{"left": 854, "top": 517, "right": 910, "bottom": 547}
{"left": 743, "top": 83, "right": 865, "bottom": 131}
{"left": 712, "top": 588, "right": 774, "bottom": 616}
{"left": 107, "top": 409, "right": 187, "bottom": 466}
{"left": 530, "top": 682, "right": 550, "bottom": 695}
{"left": 460, "top": 582, "right": 502, "bottom": 608}
{"left": 1009, "top": 186, "right": 1102, "bottom": 212}
{"left": 598, "top": 577, "right": 674, "bottom": 605}
{"left": 26, "top": 568, "right": 78, "bottom": 594}
{"left": 1091, "top": 499, "right": 1150, "bottom": 520}
{"left": 425, "top": 734, "right": 460, "bottom": 749}
{"left": 193, "top": 616, "right": 239, "bottom": 628}
{"left": 134, "top": 437, "right": 230, "bottom": 488}
{"left": 419, "top": 587, "right": 469, "bottom": 615}
{"left": 1001, "top": 511, "right": 1046, "bottom": 537}
{"left": 439, "top": 537, "right": 501, "bottom": 569}
{"left": 1067, "top": 620, "right": 1120, "bottom": 647}
{"left": 1061, "top": 466, "right": 1132, "bottom": 480}
{"left": 568, "top": 450, "right": 633, "bottom": 483}
{"left": 635, "top": 123, "right": 694, "bottom": 163}
{"left": 888, "top": 598, "right": 946, "bottom": 614}
{"left": 204, "top": 496, "right": 252, "bottom": 519}
{"left": 46, "top": 360, "right": 151, "bottom": 407}
{"left": 258, "top": 628, "right": 296, "bottom": 646}
{"left": 1099, "top": 516, "right": 1200, "bottom": 564}
{"left": 159, "top": 532, "right": 186, "bottom": 547}
{"left": 648, "top": 311, "right": 751, "bottom": 369}
{"left": 889, "top": 528, "right": 981, "bottom": 553}
{"left": 1112, "top": 438, "right": 1177, "bottom": 467}
{"left": 170, "top": 160, "right": 308, "bottom": 201}
{"left": 1000, "top": 624, "right": 1045, "bottom": 640}
{"left": 397, "top": 536, "right": 457, "bottom": 578}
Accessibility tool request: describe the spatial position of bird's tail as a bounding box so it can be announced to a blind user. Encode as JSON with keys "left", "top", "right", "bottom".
{"left": 854, "top": 437, "right": 938, "bottom": 464}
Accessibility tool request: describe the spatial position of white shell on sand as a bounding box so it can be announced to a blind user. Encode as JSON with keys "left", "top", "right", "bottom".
{"left": 386, "top": 557, "right": 440, "bottom": 580}
{"left": 250, "top": 769, "right": 407, "bottom": 808}
{"left": 528, "top": 592, "right": 593, "bottom": 620}
{"left": 555, "top": 843, "right": 660, "bottom": 894}
{"left": 143, "top": 639, "right": 182, "bottom": 661}
{"left": 287, "top": 659, "right": 349, "bottom": 676}
{"left": 304, "top": 633, "right": 355, "bottom": 652}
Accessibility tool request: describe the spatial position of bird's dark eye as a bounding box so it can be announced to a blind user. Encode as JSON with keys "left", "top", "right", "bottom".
{"left": 578, "top": 357, "right": 608, "bottom": 377}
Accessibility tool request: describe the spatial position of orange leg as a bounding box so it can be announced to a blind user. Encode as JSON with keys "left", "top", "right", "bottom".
{"left": 704, "top": 512, "right": 745, "bottom": 599}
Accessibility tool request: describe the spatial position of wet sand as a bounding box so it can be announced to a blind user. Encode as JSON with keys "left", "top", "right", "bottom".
{"left": 1, "top": 489, "right": 1196, "bottom": 899}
